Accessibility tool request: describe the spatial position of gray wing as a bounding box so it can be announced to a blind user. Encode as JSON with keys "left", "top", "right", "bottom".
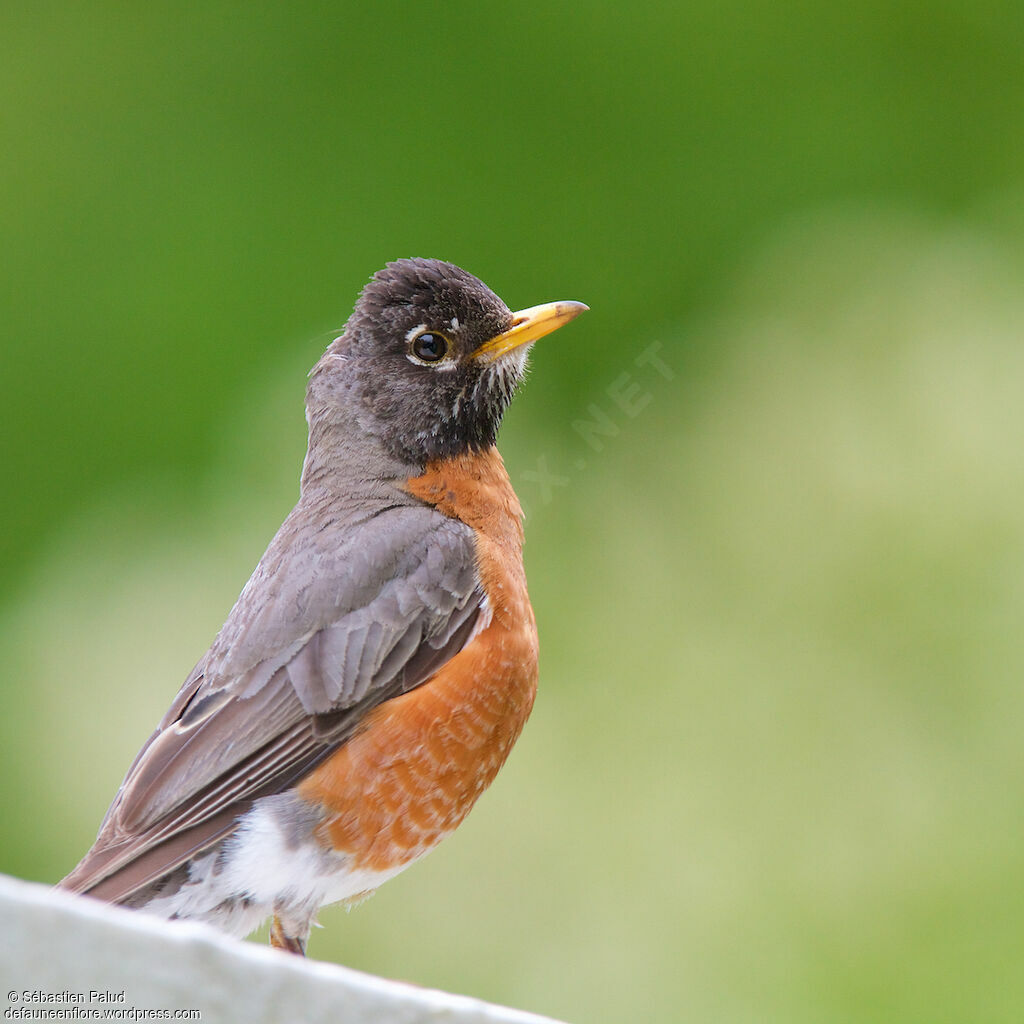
{"left": 60, "top": 499, "right": 482, "bottom": 902}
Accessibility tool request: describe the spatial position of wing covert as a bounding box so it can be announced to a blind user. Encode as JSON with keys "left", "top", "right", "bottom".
{"left": 62, "top": 500, "right": 483, "bottom": 900}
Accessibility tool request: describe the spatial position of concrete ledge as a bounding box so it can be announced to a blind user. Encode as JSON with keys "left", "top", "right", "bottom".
{"left": 0, "top": 875, "right": 565, "bottom": 1023}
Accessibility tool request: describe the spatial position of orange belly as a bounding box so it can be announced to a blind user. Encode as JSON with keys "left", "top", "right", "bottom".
{"left": 296, "top": 448, "right": 538, "bottom": 872}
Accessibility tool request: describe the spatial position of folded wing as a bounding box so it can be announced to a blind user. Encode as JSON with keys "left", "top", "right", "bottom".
{"left": 61, "top": 502, "right": 482, "bottom": 903}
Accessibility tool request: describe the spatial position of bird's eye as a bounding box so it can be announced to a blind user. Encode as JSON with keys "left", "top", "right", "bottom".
{"left": 410, "top": 331, "right": 451, "bottom": 363}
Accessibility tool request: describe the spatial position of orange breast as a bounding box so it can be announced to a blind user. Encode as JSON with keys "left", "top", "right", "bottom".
{"left": 296, "top": 448, "right": 538, "bottom": 872}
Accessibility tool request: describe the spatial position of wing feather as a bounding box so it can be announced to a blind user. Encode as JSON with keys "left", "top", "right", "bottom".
{"left": 61, "top": 501, "right": 483, "bottom": 902}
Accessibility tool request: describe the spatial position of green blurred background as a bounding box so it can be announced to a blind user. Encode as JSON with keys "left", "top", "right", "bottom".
{"left": 4, "top": 2, "right": 1024, "bottom": 1021}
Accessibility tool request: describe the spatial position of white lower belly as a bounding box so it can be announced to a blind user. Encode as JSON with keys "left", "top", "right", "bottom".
{"left": 140, "top": 794, "right": 419, "bottom": 939}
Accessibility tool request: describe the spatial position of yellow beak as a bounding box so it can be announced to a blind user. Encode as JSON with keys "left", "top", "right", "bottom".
{"left": 472, "top": 300, "right": 589, "bottom": 362}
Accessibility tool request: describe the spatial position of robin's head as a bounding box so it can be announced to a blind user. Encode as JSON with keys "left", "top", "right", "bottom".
{"left": 308, "top": 258, "right": 587, "bottom": 467}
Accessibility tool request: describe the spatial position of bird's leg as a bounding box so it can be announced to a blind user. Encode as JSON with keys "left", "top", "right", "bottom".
{"left": 270, "top": 914, "right": 309, "bottom": 956}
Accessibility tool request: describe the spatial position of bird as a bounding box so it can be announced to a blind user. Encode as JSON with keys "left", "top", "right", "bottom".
{"left": 58, "top": 258, "right": 587, "bottom": 956}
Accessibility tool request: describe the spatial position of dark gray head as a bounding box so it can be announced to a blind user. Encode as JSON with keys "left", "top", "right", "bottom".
{"left": 306, "top": 258, "right": 587, "bottom": 469}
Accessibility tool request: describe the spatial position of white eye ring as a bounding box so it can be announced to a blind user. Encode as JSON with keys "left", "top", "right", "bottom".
{"left": 406, "top": 327, "right": 454, "bottom": 367}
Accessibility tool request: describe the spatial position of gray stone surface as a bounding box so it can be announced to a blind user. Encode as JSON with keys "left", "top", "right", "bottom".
{"left": 0, "top": 875, "right": 564, "bottom": 1024}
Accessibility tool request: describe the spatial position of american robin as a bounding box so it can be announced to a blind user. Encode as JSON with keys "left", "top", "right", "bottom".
{"left": 59, "top": 258, "right": 587, "bottom": 956}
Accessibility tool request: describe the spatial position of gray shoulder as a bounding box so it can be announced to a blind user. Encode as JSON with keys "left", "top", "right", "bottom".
{"left": 203, "top": 492, "right": 478, "bottom": 691}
